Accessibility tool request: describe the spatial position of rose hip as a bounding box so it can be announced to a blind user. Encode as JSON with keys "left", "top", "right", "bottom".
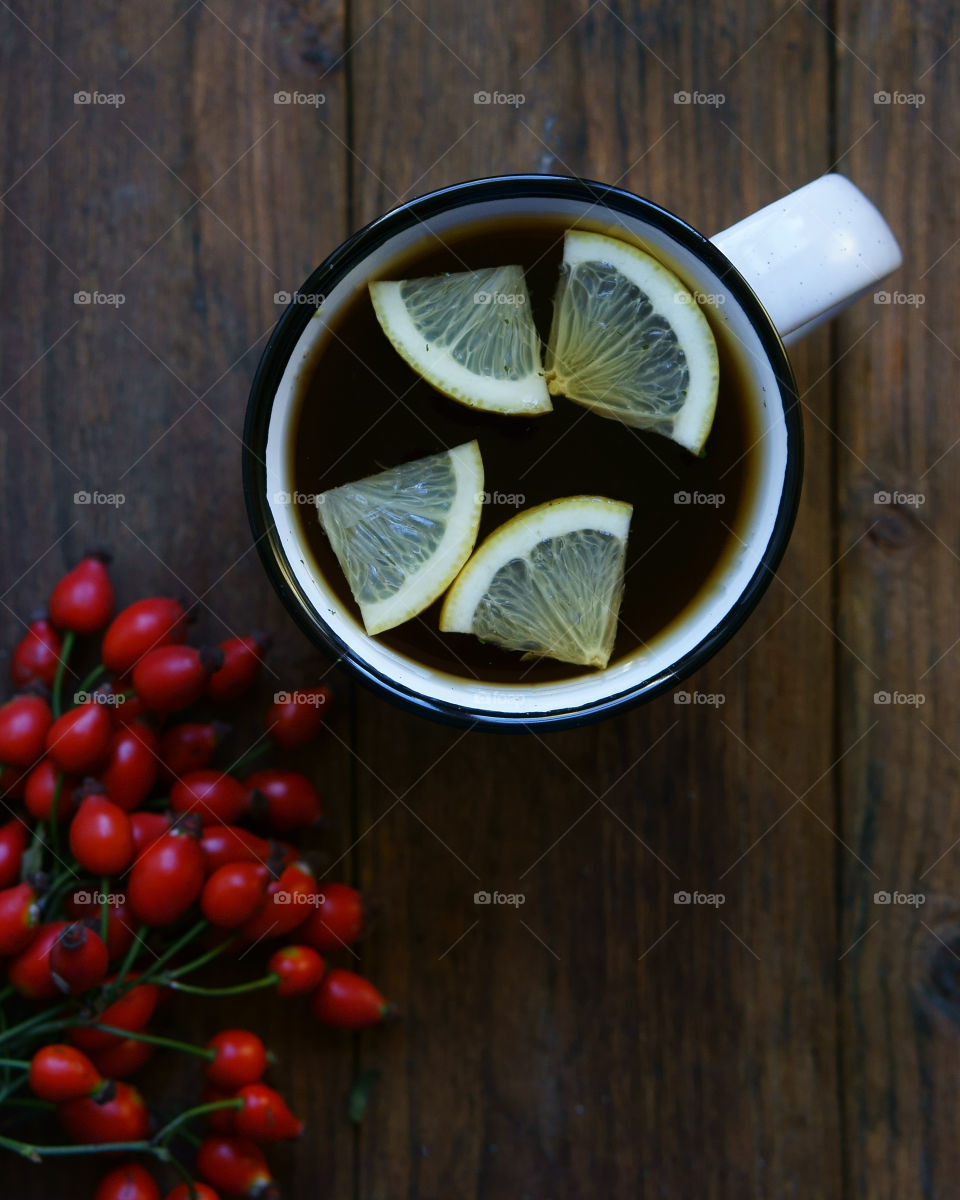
{"left": 196, "top": 1135, "right": 278, "bottom": 1198}
{"left": 204, "top": 1030, "right": 268, "bottom": 1091}
{"left": 130, "top": 810, "right": 172, "bottom": 855}
{"left": 24, "top": 759, "right": 76, "bottom": 822}
{"left": 310, "top": 968, "right": 393, "bottom": 1030}
{"left": 29, "top": 1044, "right": 107, "bottom": 1103}
{"left": 0, "top": 819, "right": 27, "bottom": 888}
{"left": 204, "top": 635, "right": 271, "bottom": 703}
{"left": 132, "top": 645, "right": 222, "bottom": 712}
{"left": 234, "top": 1082, "right": 303, "bottom": 1141}
{"left": 102, "top": 597, "right": 188, "bottom": 677}
{"left": 100, "top": 723, "right": 159, "bottom": 811}
{"left": 0, "top": 693, "right": 52, "bottom": 766}
{"left": 128, "top": 827, "right": 206, "bottom": 926}
{"left": 49, "top": 922, "right": 110, "bottom": 992}
{"left": 201, "top": 862, "right": 270, "bottom": 929}
{"left": 265, "top": 687, "right": 331, "bottom": 748}
{"left": 10, "top": 614, "right": 62, "bottom": 689}
{"left": 268, "top": 945, "right": 326, "bottom": 997}
{"left": 46, "top": 701, "right": 112, "bottom": 774}
{"left": 49, "top": 553, "right": 114, "bottom": 635}
{"left": 68, "top": 979, "right": 160, "bottom": 1053}
{"left": 9, "top": 920, "right": 68, "bottom": 998}
{"left": 239, "top": 862, "right": 316, "bottom": 942}
{"left": 0, "top": 880, "right": 39, "bottom": 955}
{"left": 90, "top": 1036, "right": 156, "bottom": 1080}
{"left": 164, "top": 1185, "right": 220, "bottom": 1200}
{"left": 65, "top": 891, "right": 136, "bottom": 961}
{"left": 69, "top": 794, "right": 134, "bottom": 875}
{"left": 59, "top": 1080, "right": 149, "bottom": 1144}
{"left": 296, "top": 882, "right": 366, "bottom": 953}
{"left": 200, "top": 824, "right": 291, "bottom": 874}
{"left": 245, "top": 769, "right": 321, "bottom": 833}
{"left": 171, "top": 770, "right": 248, "bottom": 825}
{"left": 94, "top": 1163, "right": 161, "bottom": 1200}
{"left": 159, "top": 721, "right": 229, "bottom": 779}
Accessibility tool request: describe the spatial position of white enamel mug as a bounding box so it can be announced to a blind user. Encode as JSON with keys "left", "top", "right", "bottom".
{"left": 244, "top": 175, "right": 900, "bottom": 730}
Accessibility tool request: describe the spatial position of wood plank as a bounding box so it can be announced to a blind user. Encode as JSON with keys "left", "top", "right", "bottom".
{"left": 0, "top": 2, "right": 353, "bottom": 1196}
{"left": 833, "top": 1, "right": 960, "bottom": 1196}
{"left": 349, "top": 3, "right": 843, "bottom": 1196}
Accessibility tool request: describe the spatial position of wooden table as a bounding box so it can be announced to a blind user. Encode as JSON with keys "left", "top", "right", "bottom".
{"left": 1, "top": 3, "right": 955, "bottom": 1196}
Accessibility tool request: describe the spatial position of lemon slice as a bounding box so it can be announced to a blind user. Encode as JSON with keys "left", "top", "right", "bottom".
{"left": 440, "top": 496, "right": 632, "bottom": 669}
{"left": 544, "top": 231, "right": 719, "bottom": 453}
{"left": 317, "top": 441, "right": 484, "bottom": 635}
{"left": 369, "top": 266, "right": 552, "bottom": 416}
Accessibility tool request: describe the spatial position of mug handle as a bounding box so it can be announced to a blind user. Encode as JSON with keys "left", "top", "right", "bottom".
{"left": 710, "top": 174, "right": 902, "bottom": 345}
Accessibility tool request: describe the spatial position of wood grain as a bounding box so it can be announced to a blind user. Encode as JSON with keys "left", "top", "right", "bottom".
{"left": 1, "top": 1, "right": 955, "bottom": 1197}
{"left": 349, "top": 3, "right": 844, "bottom": 1197}
{"left": 833, "top": 1, "right": 960, "bottom": 1197}
{"left": 0, "top": 2, "right": 355, "bottom": 1197}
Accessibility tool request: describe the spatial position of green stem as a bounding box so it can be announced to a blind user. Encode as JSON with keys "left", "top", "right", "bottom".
{"left": 162, "top": 934, "right": 238, "bottom": 981}
{"left": 0, "top": 1003, "right": 72, "bottom": 1048}
{"left": 51, "top": 630, "right": 75, "bottom": 720}
{"left": 75, "top": 663, "right": 106, "bottom": 696}
{"left": 41, "top": 871, "right": 82, "bottom": 921}
{"left": 47, "top": 775, "right": 65, "bottom": 859}
{"left": 0, "top": 1058, "right": 29, "bottom": 1070}
{"left": 87, "top": 1024, "right": 213, "bottom": 1060}
{"left": 165, "top": 974, "right": 277, "bottom": 997}
{"left": 2, "top": 1097, "right": 53, "bottom": 1110}
{"left": 0, "top": 997, "right": 8, "bottom": 1089}
{"left": 165, "top": 1151, "right": 198, "bottom": 1192}
{"left": 0, "top": 984, "right": 14, "bottom": 1006}
{"left": 0, "top": 1132, "right": 165, "bottom": 1162}
{"left": 111, "top": 924, "right": 150, "bottom": 991}
{"left": 0, "top": 1020, "right": 72, "bottom": 1050}
{"left": 99, "top": 878, "right": 110, "bottom": 945}
{"left": 0, "top": 1071, "right": 28, "bottom": 1104}
{"left": 136, "top": 919, "right": 209, "bottom": 984}
{"left": 229, "top": 740, "right": 272, "bottom": 773}
{"left": 153, "top": 1098, "right": 242, "bottom": 1147}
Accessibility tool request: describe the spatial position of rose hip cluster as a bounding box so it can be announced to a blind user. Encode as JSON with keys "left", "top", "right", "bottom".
{"left": 0, "top": 553, "right": 393, "bottom": 1198}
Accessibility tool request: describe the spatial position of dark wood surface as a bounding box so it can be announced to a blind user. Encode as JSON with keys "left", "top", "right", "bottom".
{"left": 0, "top": 2, "right": 954, "bottom": 1197}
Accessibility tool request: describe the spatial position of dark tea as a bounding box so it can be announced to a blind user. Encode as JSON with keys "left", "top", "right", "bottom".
{"left": 288, "top": 216, "right": 759, "bottom": 683}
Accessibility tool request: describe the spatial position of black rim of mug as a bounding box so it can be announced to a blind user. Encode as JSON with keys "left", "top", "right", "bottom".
{"left": 242, "top": 174, "right": 803, "bottom": 732}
